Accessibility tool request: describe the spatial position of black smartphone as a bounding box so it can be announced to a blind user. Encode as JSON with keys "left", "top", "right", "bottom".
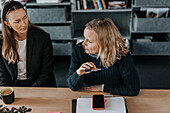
{"left": 92, "top": 94, "right": 105, "bottom": 110}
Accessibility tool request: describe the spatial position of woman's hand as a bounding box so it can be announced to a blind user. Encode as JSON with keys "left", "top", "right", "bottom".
{"left": 81, "top": 85, "right": 102, "bottom": 92}
{"left": 76, "top": 62, "right": 96, "bottom": 76}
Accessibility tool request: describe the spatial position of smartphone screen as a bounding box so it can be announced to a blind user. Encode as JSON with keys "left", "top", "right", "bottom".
{"left": 93, "top": 95, "right": 104, "bottom": 109}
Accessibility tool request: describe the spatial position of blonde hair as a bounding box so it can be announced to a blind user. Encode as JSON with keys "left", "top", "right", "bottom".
{"left": 85, "top": 18, "right": 129, "bottom": 68}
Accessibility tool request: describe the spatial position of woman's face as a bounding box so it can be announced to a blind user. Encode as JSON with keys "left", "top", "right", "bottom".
{"left": 5, "top": 8, "right": 29, "bottom": 35}
{"left": 82, "top": 28, "right": 99, "bottom": 55}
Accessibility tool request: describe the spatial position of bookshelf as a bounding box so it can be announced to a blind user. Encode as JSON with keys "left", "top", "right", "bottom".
{"left": 26, "top": 0, "right": 74, "bottom": 56}
{"left": 71, "top": 0, "right": 132, "bottom": 41}
{"left": 131, "top": 0, "right": 170, "bottom": 56}
{"left": 23, "top": 0, "right": 170, "bottom": 57}
{"left": 133, "top": 0, "right": 170, "bottom": 7}
{"left": 72, "top": 8, "right": 132, "bottom": 12}
{"left": 71, "top": 0, "right": 170, "bottom": 56}
{"left": 26, "top": 0, "right": 71, "bottom": 6}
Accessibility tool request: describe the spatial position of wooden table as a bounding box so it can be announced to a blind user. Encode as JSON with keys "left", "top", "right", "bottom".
{"left": 125, "top": 89, "right": 170, "bottom": 113}
{"left": 0, "top": 87, "right": 170, "bottom": 113}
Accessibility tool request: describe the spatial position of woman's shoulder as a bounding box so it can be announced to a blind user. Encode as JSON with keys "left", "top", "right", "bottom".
{"left": 118, "top": 52, "right": 133, "bottom": 65}
{"left": 29, "top": 25, "right": 50, "bottom": 41}
{"left": 73, "top": 42, "right": 84, "bottom": 51}
{"left": 72, "top": 42, "right": 85, "bottom": 56}
{"left": 30, "top": 25, "right": 49, "bottom": 37}
{"left": 124, "top": 52, "right": 131, "bottom": 58}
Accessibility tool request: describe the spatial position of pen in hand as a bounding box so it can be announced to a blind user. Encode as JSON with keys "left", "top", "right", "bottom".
{"left": 85, "top": 68, "right": 106, "bottom": 72}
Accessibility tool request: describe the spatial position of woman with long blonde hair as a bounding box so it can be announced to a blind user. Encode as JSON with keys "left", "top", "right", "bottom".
{"left": 0, "top": 0, "right": 56, "bottom": 86}
{"left": 67, "top": 18, "right": 140, "bottom": 96}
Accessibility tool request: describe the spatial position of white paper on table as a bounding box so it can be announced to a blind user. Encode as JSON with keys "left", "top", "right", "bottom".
{"left": 76, "top": 97, "right": 126, "bottom": 113}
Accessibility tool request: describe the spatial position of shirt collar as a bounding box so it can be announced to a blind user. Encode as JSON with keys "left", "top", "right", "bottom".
{"left": 88, "top": 54, "right": 97, "bottom": 58}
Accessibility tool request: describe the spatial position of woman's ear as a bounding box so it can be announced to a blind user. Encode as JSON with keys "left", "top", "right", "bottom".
{"left": 4, "top": 21, "right": 11, "bottom": 27}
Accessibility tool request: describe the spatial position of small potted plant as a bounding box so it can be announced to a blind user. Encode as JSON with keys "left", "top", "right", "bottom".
{"left": 0, "top": 105, "right": 32, "bottom": 113}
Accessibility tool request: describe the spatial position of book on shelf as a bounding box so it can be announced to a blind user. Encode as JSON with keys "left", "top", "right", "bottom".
{"left": 83, "top": 0, "right": 88, "bottom": 10}
{"left": 108, "top": 0, "right": 127, "bottom": 9}
{"left": 80, "top": 0, "right": 84, "bottom": 9}
{"left": 76, "top": 0, "right": 108, "bottom": 10}
{"left": 140, "top": 8, "right": 169, "bottom": 18}
{"left": 77, "top": 0, "right": 81, "bottom": 10}
{"left": 88, "top": 0, "right": 94, "bottom": 9}
{"left": 92, "top": 0, "right": 98, "bottom": 9}
{"left": 97, "top": 0, "right": 103, "bottom": 10}
{"left": 76, "top": 0, "right": 128, "bottom": 10}
{"left": 101, "top": 0, "right": 106, "bottom": 9}
{"left": 95, "top": 0, "right": 99, "bottom": 9}
{"left": 147, "top": 8, "right": 169, "bottom": 18}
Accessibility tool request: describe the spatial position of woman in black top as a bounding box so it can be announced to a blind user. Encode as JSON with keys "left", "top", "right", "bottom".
{"left": 0, "top": 0, "right": 56, "bottom": 86}
{"left": 67, "top": 18, "right": 140, "bottom": 96}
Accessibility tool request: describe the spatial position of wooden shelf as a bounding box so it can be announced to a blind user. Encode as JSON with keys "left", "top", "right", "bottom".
{"left": 131, "top": 31, "right": 170, "bottom": 33}
{"left": 132, "top": 53, "right": 170, "bottom": 56}
{"left": 32, "top": 21, "right": 72, "bottom": 24}
{"left": 72, "top": 9, "right": 132, "bottom": 13}
{"left": 26, "top": 0, "right": 71, "bottom": 6}
{"left": 132, "top": 5, "right": 170, "bottom": 8}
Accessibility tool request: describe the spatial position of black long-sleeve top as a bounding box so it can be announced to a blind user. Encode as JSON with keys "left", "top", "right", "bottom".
{"left": 66, "top": 43, "right": 140, "bottom": 96}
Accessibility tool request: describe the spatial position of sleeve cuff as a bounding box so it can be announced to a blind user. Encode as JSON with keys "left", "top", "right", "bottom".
{"left": 104, "top": 84, "right": 120, "bottom": 95}
{"left": 72, "top": 72, "right": 81, "bottom": 82}
{"left": 70, "top": 72, "right": 88, "bottom": 87}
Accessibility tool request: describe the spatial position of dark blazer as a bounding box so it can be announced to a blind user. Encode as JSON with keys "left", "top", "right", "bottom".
{"left": 0, "top": 26, "right": 56, "bottom": 87}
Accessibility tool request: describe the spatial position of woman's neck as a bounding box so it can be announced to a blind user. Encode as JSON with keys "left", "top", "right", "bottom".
{"left": 14, "top": 32, "right": 27, "bottom": 41}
